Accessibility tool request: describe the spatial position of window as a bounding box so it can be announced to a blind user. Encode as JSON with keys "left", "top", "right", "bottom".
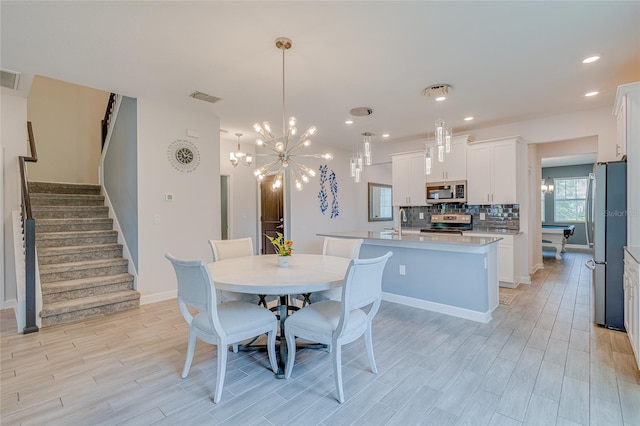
{"left": 554, "top": 177, "right": 588, "bottom": 222}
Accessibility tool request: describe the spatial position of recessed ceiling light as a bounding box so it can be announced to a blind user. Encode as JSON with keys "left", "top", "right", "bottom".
{"left": 345, "top": 120, "right": 354, "bottom": 125}
{"left": 382, "top": 134, "right": 390, "bottom": 138}
{"left": 582, "top": 55, "right": 600, "bottom": 64}
{"left": 585, "top": 91, "right": 599, "bottom": 97}
{"left": 464, "top": 116, "right": 474, "bottom": 121}
{"left": 435, "top": 96, "right": 447, "bottom": 102}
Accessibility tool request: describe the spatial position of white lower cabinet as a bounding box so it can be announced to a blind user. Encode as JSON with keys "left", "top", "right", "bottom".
{"left": 623, "top": 247, "right": 640, "bottom": 370}
{"left": 464, "top": 232, "right": 526, "bottom": 288}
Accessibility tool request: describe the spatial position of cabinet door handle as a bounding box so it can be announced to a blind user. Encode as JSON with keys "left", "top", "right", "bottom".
{"left": 487, "top": 194, "right": 490, "bottom": 202}
{"left": 492, "top": 193, "right": 494, "bottom": 202}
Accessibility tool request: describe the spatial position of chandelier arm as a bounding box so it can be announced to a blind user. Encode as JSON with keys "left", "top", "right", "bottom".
{"left": 281, "top": 42, "right": 287, "bottom": 152}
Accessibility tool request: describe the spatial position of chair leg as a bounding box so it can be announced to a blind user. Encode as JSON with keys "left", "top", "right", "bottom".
{"left": 364, "top": 323, "right": 377, "bottom": 374}
{"left": 284, "top": 330, "right": 297, "bottom": 379}
{"left": 266, "top": 326, "right": 278, "bottom": 373}
{"left": 232, "top": 343, "right": 239, "bottom": 353}
{"left": 213, "top": 341, "right": 228, "bottom": 404}
{"left": 332, "top": 342, "right": 345, "bottom": 403}
{"left": 181, "top": 329, "right": 197, "bottom": 379}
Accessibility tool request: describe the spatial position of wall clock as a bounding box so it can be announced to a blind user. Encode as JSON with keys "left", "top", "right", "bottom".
{"left": 167, "top": 139, "right": 200, "bottom": 173}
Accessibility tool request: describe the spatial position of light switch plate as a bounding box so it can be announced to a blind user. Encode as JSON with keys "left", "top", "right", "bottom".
{"left": 165, "top": 193, "right": 174, "bottom": 201}
{"left": 480, "top": 212, "right": 486, "bottom": 220}
{"left": 419, "top": 212, "right": 424, "bottom": 219}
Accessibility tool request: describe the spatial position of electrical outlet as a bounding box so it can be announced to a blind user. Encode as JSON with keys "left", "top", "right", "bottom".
{"left": 480, "top": 212, "right": 486, "bottom": 220}
{"left": 153, "top": 214, "right": 161, "bottom": 224}
{"left": 399, "top": 265, "right": 406, "bottom": 275}
{"left": 419, "top": 212, "right": 424, "bottom": 219}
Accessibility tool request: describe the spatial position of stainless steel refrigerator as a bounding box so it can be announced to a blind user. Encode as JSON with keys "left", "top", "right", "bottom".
{"left": 585, "top": 161, "right": 627, "bottom": 331}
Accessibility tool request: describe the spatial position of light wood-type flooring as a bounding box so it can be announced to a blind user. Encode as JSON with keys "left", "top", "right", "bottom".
{"left": 2, "top": 251, "right": 639, "bottom": 425}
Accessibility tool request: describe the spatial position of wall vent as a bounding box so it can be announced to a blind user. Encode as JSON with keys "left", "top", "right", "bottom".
{"left": 189, "top": 91, "right": 222, "bottom": 104}
{"left": 1, "top": 69, "right": 21, "bottom": 90}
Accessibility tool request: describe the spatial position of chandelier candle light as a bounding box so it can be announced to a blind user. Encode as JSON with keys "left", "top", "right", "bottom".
{"left": 351, "top": 132, "right": 373, "bottom": 183}
{"left": 424, "top": 84, "right": 453, "bottom": 174}
{"left": 252, "top": 37, "right": 332, "bottom": 191}
{"left": 229, "top": 133, "right": 253, "bottom": 167}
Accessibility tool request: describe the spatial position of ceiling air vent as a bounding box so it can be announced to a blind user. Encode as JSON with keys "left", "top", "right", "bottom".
{"left": 349, "top": 107, "right": 373, "bottom": 117}
{"left": 1, "top": 69, "right": 21, "bottom": 90}
{"left": 189, "top": 91, "right": 222, "bottom": 104}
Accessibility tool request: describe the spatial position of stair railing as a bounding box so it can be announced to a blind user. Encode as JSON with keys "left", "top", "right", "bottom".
{"left": 19, "top": 121, "right": 39, "bottom": 333}
{"left": 101, "top": 93, "right": 116, "bottom": 150}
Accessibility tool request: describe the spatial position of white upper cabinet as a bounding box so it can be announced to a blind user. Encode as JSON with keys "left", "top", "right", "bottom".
{"left": 425, "top": 135, "right": 470, "bottom": 183}
{"left": 466, "top": 137, "right": 525, "bottom": 205}
{"left": 392, "top": 151, "right": 426, "bottom": 206}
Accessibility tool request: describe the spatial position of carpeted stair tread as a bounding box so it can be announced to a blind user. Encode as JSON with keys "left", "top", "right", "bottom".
{"left": 42, "top": 273, "right": 134, "bottom": 294}
{"left": 39, "top": 258, "right": 128, "bottom": 275}
{"left": 31, "top": 193, "right": 105, "bottom": 206}
{"left": 40, "top": 290, "right": 140, "bottom": 318}
{"left": 37, "top": 230, "right": 118, "bottom": 240}
{"left": 29, "top": 181, "right": 101, "bottom": 195}
{"left": 38, "top": 243, "right": 122, "bottom": 256}
{"left": 37, "top": 243, "right": 123, "bottom": 264}
{"left": 32, "top": 205, "right": 109, "bottom": 219}
{"left": 36, "top": 218, "right": 114, "bottom": 233}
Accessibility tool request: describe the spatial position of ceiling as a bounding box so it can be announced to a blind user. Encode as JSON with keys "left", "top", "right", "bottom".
{"left": 2, "top": 1, "right": 639, "bottom": 150}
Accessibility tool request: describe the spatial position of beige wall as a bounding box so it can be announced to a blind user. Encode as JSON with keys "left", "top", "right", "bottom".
{"left": 27, "top": 76, "right": 109, "bottom": 184}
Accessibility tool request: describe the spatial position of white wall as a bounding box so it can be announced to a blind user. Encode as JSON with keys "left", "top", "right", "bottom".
{"left": 136, "top": 98, "right": 220, "bottom": 304}
{"left": 288, "top": 147, "right": 359, "bottom": 254}
{"left": 1, "top": 91, "right": 29, "bottom": 307}
{"left": 26, "top": 76, "right": 109, "bottom": 184}
{"left": 219, "top": 139, "right": 258, "bottom": 248}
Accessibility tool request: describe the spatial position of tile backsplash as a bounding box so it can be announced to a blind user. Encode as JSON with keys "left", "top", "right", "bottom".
{"left": 400, "top": 203, "right": 520, "bottom": 231}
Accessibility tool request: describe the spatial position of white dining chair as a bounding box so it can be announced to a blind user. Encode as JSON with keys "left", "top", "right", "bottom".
{"left": 284, "top": 251, "right": 392, "bottom": 403}
{"left": 165, "top": 253, "right": 278, "bottom": 404}
{"left": 299, "top": 237, "right": 363, "bottom": 306}
{"left": 209, "top": 238, "right": 261, "bottom": 304}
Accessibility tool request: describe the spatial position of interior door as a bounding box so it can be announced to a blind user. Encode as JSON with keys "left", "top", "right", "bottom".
{"left": 260, "top": 175, "right": 284, "bottom": 254}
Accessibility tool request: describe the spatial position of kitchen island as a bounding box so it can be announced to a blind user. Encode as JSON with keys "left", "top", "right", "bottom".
{"left": 319, "top": 231, "right": 501, "bottom": 323}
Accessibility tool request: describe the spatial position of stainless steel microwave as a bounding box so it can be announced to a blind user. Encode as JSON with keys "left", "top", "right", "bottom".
{"left": 426, "top": 180, "right": 467, "bottom": 203}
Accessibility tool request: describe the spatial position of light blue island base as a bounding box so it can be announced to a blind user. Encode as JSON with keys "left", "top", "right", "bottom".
{"left": 320, "top": 232, "right": 501, "bottom": 323}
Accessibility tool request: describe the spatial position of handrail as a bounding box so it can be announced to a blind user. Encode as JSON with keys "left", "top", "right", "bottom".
{"left": 19, "top": 121, "right": 39, "bottom": 334}
{"left": 19, "top": 122, "right": 38, "bottom": 219}
{"left": 102, "top": 93, "right": 116, "bottom": 149}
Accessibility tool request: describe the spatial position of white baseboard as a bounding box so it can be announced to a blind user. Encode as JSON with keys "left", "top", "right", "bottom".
{"left": 381, "top": 292, "right": 492, "bottom": 323}
{"left": 140, "top": 290, "right": 177, "bottom": 305}
{"left": 565, "top": 244, "right": 591, "bottom": 252}
{"left": 531, "top": 262, "right": 544, "bottom": 273}
{"left": 518, "top": 275, "right": 532, "bottom": 285}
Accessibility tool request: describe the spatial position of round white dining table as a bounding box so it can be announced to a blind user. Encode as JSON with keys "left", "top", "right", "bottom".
{"left": 207, "top": 253, "right": 351, "bottom": 377}
{"left": 208, "top": 253, "right": 351, "bottom": 296}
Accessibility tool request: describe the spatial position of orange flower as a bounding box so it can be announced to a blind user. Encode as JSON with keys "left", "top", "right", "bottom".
{"left": 266, "top": 232, "right": 294, "bottom": 256}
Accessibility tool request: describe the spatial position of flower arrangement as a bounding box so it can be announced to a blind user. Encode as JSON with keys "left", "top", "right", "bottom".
{"left": 266, "top": 232, "right": 293, "bottom": 256}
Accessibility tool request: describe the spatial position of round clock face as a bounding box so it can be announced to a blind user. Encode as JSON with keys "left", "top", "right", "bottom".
{"left": 175, "top": 147, "right": 194, "bottom": 164}
{"left": 167, "top": 140, "right": 200, "bottom": 172}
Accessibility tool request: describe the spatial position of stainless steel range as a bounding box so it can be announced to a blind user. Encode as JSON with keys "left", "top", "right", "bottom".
{"left": 421, "top": 214, "right": 472, "bottom": 235}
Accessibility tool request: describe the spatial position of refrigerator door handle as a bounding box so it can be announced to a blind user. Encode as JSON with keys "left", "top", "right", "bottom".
{"left": 585, "top": 172, "right": 594, "bottom": 249}
{"left": 585, "top": 258, "right": 596, "bottom": 270}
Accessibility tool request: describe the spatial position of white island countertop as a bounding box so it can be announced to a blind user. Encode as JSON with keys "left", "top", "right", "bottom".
{"left": 318, "top": 231, "right": 501, "bottom": 254}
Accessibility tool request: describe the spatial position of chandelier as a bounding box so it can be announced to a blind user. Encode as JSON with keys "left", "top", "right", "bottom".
{"left": 541, "top": 177, "right": 554, "bottom": 194}
{"left": 252, "top": 37, "right": 332, "bottom": 191}
{"left": 350, "top": 132, "right": 373, "bottom": 183}
{"left": 424, "top": 84, "right": 453, "bottom": 175}
{"left": 229, "top": 133, "right": 253, "bottom": 167}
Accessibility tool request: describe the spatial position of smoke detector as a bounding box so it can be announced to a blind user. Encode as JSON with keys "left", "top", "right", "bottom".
{"left": 423, "top": 84, "right": 452, "bottom": 101}
{"left": 349, "top": 107, "right": 374, "bottom": 117}
{"left": 189, "top": 91, "right": 222, "bottom": 104}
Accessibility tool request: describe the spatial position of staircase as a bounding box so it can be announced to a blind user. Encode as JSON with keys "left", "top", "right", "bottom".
{"left": 29, "top": 181, "right": 140, "bottom": 327}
